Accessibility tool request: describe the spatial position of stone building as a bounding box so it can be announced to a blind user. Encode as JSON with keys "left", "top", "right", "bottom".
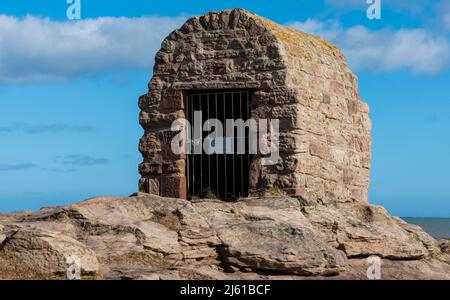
{"left": 138, "top": 9, "right": 371, "bottom": 204}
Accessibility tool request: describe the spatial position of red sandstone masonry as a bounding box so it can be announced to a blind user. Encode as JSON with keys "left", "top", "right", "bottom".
{"left": 138, "top": 9, "right": 371, "bottom": 203}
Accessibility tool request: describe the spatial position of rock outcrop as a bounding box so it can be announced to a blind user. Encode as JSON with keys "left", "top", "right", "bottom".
{"left": 0, "top": 194, "right": 449, "bottom": 279}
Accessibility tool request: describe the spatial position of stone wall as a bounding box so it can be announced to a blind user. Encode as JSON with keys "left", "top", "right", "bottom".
{"left": 138, "top": 9, "right": 371, "bottom": 204}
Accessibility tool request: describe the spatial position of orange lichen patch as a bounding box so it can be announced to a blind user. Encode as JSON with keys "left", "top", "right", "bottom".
{"left": 252, "top": 13, "right": 342, "bottom": 60}
{"left": 249, "top": 10, "right": 346, "bottom": 75}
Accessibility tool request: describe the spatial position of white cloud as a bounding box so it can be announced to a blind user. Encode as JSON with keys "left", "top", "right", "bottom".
{"left": 290, "top": 19, "right": 450, "bottom": 74}
{"left": 0, "top": 15, "right": 186, "bottom": 84}
{"left": 1, "top": 13, "right": 449, "bottom": 83}
{"left": 325, "top": 0, "right": 430, "bottom": 16}
{"left": 445, "top": 14, "right": 450, "bottom": 30}
{"left": 439, "top": 1, "right": 450, "bottom": 31}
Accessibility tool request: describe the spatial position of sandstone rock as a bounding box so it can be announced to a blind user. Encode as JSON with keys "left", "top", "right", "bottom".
{"left": 217, "top": 221, "right": 347, "bottom": 275}
{"left": 85, "top": 232, "right": 143, "bottom": 259}
{"left": 70, "top": 196, "right": 185, "bottom": 265}
{"left": 0, "top": 228, "right": 99, "bottom": 279}
{"left": 0, "top": 194, "right": 448, "bottom": 280}
{"left": 393, "top": 217, "right": 441, "bottom": 256}
{"left": 105, "top": 268, "right": 182, "bottom": 280}
{"left": 0, "top": 224, "right": 5, "bottom": 245}
{"left": 303, "top": 203, "right": 439, "bottom": 259}
{"left": 137, "top": 220, "right": 181, "bottom": 255}
{"left": 341, "top": 257, "right": 450, "bottom": 280}
{"left": 237, "top": 196, "right": 300, "bottom": 209}
{"left": 438, "top": 239, "right": 450, "bottom": 254}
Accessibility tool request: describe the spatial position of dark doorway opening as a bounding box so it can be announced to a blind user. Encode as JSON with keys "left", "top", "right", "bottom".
{"left": 186, "top": 91, "right": 252, "bottom": 200}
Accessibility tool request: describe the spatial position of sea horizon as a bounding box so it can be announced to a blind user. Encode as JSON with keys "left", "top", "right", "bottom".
{"left": 402, "top": 217, "right": 450, "bottom": 238}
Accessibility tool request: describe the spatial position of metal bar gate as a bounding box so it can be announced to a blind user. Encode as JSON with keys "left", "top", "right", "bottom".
{"left": 186, "top": 91, "right": 251, "bottom": 200}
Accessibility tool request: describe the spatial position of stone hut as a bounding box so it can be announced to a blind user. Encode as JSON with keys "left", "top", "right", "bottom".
{"left": 138, "top": 9, "right": 371, "bottom": 204}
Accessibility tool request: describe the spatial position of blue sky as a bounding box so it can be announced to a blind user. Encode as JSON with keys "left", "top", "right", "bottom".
{"left": 0, "top": 0, "right": 449, "bottom": 216}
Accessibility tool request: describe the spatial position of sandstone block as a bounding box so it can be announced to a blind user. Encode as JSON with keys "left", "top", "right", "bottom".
{"left": 163, "top": 175, "right": 187, "bottom": 199}
{"left": 160, "top": 90, "right": 184, "bottom": 110}
{"left": 139, "top": 177, "right": 160, "bottom": 195}
{"left": 310, "top": 141, "right": 333, "bottom": 161}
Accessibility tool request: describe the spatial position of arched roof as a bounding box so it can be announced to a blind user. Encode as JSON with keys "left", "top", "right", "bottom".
{"left": 150, "top": 8, "right": 353, "bottom": 91}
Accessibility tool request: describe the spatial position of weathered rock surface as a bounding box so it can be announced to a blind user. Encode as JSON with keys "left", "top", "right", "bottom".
{"left": 303, "top": 203, "right": 440, "bottom": 259}
{"left": 0, "top": 194, "right": 449, "bottom": 280}
{"left": 0, "top": 228, "right": 98, "bottom": 279}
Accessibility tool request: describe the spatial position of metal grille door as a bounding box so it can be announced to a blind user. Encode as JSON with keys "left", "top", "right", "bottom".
{"left": 186, "top": 91, "right": 251, "bottom": 200}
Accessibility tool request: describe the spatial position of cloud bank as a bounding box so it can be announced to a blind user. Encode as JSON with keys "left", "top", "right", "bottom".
{"left": 0, "top": 15, "right": 185, "bottom": 84}
{"left": 1, "top": 13, "right": 450, "bottom": 84}
{"left": 290, "top": 19, "right": 450, "bottom": 74}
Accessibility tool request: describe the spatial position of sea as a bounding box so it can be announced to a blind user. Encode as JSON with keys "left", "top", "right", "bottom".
{"left": 402, "top": 218, "right": 450, "bottom": 238}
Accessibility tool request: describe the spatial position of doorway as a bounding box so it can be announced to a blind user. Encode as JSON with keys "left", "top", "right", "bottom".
{"left": 185, "top": 90, "right": 252, "bottom": 200}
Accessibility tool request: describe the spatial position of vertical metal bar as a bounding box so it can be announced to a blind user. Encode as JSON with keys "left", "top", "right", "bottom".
{"left": 199, "top": 95, "right": 203, "bottom": 197}
{"left": 247, "top": 91, "right": 251, "bottom": 197}
{"left": 232, "top": 93, "right": 235, "bottom": 198}
{"left": 223, "top": 93, "right": 227, "bottom": 199}
{"left": 215, "top": 94, "right": 219, "bottom": 198}
{"left": 240, "top": 91, "right": 244, "bottom": 198}
{"left": 186, "top": 95, "right": 190, "bottom": 200}
{"left": 192, "top": 95, "right": 195, "bottom": 197}
{"left": 207, "top": 94, "right": 211, "bottom": 194}
{"left": 190, "top": 95, "right": 193, "bottom": 199}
